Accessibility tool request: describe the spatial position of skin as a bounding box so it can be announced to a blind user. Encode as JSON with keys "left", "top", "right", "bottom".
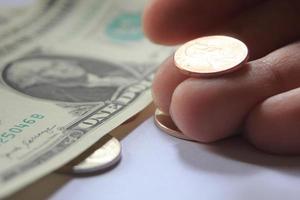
{"left": 143, "top": 0, "right": 300, "bottom": 155}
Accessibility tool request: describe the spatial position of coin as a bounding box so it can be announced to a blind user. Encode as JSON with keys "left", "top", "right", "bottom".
{"left": 154, "top": 109, "right": 195, "bottom": 141}
{"left": 59, "top": 135, "right": 121, "bottom": 174}
{"left": 174, "top": 35, "right": 248, "bottom": 77}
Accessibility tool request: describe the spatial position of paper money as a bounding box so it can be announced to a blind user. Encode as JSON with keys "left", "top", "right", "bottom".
{"left": 0, "top": 0, "right": 172, "bottom": 197}
{"left": 0, "top": 0, "right": 37, "bottom": 27}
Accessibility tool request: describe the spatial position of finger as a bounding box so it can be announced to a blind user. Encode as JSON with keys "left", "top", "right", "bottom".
{"left": 221, "top": 0, "right": 300, "bottom": 59}
{"left": 144, "top": 0, "right": 300, "bottom": 61}
{"left": 152, "top": 56, "right": 188, "bottom": 113}
{"left": 168, "top": 41, "right": 300, "bottom": 142}
{"left": 143, "top": 0, "right": 262, "bottom": 45}
{"left": 245, "top": 88, "right": 300, "bottom": 155}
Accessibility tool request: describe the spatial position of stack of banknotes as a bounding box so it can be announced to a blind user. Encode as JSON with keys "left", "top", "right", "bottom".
{"left": 0, "top": 0, "right": 172, "bottom": 197}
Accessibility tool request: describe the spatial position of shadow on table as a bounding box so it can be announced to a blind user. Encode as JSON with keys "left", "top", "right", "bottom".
{"left": 176, "top": 136, "right": 300, "bottom": 177}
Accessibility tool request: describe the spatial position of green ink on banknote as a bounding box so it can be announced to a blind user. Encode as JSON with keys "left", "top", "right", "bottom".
{"left": 106, "top": 12, "right": 143, "bottom": 41}
{"left": 0, "top": 114, "right": 45, "bottom": 144}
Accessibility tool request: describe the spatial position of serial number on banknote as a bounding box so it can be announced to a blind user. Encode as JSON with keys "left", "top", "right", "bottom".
{"left": 0, "top": 114, "right": 45, "bottom": 144}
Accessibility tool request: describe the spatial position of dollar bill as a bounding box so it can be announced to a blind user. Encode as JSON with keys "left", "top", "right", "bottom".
{"left": 0, "top": 0, "right": 172, "bottom": 197}
{"left": 0, "top": 0, "right": 80, "bottom": 57}
{"left": 0, "top": 0, "right": 40, "bottom": 28}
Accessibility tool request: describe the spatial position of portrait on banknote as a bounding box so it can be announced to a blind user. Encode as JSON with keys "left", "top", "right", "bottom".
{"left": 2, "top": 55, "right": 138, "bottom": 103}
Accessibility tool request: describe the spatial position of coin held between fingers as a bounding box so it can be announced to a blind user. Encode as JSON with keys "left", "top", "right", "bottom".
{"left": 174, "top": 35, "right": 249, "bottom": 77}
{"left": 155, "top": 35, "right": 249, "bottom": 140}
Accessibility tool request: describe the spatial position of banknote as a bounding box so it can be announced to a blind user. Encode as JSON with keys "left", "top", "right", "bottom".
{"left": 0, "top": 0, "right": 78, "bottom": 58}
{"left": 0, "top": 0, "right": 172, "bottom": 197}
{"left": 0, "top": 5, "right": 27, "bottom": 26}
{"left": 0, "top": 0, "right": 162, "bottom": 58}
{"left": 0, "top": 0, "right": 40, "bottom": 28}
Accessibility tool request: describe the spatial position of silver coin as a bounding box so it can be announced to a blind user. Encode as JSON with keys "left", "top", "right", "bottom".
{"left": 59, "top": 135, "right": 121, "bottom": 174}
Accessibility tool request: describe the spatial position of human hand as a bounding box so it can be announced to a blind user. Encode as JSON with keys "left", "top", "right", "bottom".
{"left": 143, "top": 0, "right": 300, "bottom": 154}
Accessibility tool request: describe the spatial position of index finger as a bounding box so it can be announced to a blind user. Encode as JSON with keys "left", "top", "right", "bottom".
{"left": 143, "top": 0, "right": 263, "bottom": 45}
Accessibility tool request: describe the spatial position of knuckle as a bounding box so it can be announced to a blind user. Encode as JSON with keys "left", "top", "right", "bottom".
{"left": 256, "top": 58, "right": 286, "bottom": 94}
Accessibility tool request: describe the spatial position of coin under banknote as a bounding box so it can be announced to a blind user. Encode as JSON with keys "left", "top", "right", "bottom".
{"left": 174, "top": 35, "right": 248, "bottom": 77}
{"left": 154, "top": 109, "right": 195, "bottom": 141}
{"left": 59, "top": 135, "right": 121, "bottom": 174}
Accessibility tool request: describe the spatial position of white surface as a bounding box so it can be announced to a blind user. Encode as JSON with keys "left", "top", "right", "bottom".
{"left": 50, "top": 118, "right": 300, "bottom": 200}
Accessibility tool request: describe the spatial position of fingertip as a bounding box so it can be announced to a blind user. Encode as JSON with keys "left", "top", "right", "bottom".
{"left": 142, "top": 0, "right": 210, "bottom": 45}
{"left": 170, "top": 79, "right": 237, "bottom": 143}
{"left": 142, "top": 4, "right": 159, "bottom": 44}
{"left": 169, "top": 79, "right": 208, "bottom": 141}
{"left": 142, "top": 0, "right": 176, "bottom": 45}
{"left": 152, "top": 56, "right": 188, "bottom": 114}
{"left": 245, "top": 89, "right": 300, "bottom": 155}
